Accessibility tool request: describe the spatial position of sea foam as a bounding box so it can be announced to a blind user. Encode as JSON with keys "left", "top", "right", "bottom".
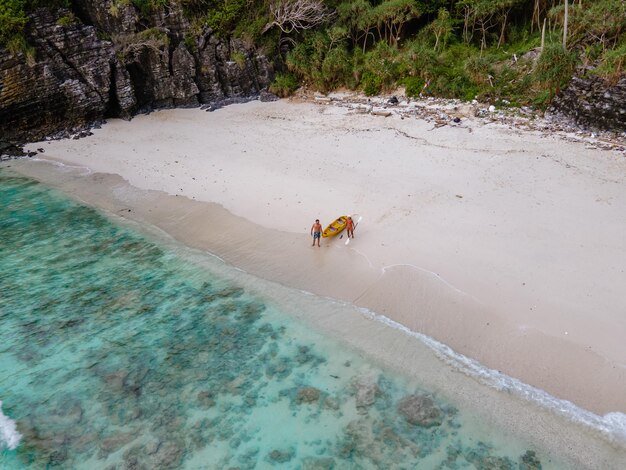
{"left": 359, "top": 307, "right": 626, "bottom": 445}
{"left": 0, "top": 401, "right": 21, "bottom": 451}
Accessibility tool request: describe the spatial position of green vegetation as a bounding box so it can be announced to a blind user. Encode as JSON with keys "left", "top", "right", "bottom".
{"left": 269, "top": 72, "right": 300, "bottom": 96}
{"left": 274, "top": 0, "right": 625, "bottom": 106}
{"left": 2, "top": 0, "right": 625, "bottom": 108}
{"left": 56, "top": 13, "right": 76, "bottom": 27}
{"left": 0, "top": 0, "right": 29, "bottom": 49}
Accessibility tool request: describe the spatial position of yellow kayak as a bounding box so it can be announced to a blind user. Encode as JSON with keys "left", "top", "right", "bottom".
{"left": 322, "top": 216, "right": 348, "bottom": 238}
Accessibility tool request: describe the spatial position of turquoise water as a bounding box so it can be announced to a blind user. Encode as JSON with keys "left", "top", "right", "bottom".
{"left": 0, "top": 170, "right": 559, "bottom": 468}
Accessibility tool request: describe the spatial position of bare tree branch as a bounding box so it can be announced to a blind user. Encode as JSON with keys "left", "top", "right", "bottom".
{"left": 263, "top": 0, "right": 335, "bottom": 34}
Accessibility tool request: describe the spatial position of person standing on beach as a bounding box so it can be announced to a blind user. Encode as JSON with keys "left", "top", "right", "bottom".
{"left": 311, "top": 219, "right": 322, "bottom": 247}
{"left": 346, "top": 216, "right": 355, "bottom": 239}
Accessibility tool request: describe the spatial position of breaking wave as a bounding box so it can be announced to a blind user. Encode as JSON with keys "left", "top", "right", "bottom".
{"left": 360, "top": 307, "right": 626, "bottom": 445}
{"left": 0, "top": 401, "right": 21, "bottom": 451}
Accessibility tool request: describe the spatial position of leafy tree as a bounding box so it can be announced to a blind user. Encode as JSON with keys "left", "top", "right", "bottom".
{"left": 372, "top": 0, "right": 422, "bottom": 46}
{"left": 428, "top": 7, "right": 454, "bottom": 50}
{"left": 550, "top": 0, "right": 626, "bottom": 50}
{"left": 336, "top": 0, "right": 375, "bottom": 52}
{"left": 362, "top": 40, "right": 402, "bottom": 89}
{"left": 402, "top": 38, "right": 439, "bottom": 78}
{"left": 458, "top": 0, "right": 526, "bottom": 51}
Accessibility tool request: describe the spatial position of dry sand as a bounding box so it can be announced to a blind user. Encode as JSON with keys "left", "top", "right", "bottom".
{"left": 17, "top": 99, "right": 626, "bottom": 415}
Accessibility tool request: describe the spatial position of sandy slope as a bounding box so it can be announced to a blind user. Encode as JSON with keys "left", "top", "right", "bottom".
{"left": 19, "top": 99, "right": 626, "bottom": 414}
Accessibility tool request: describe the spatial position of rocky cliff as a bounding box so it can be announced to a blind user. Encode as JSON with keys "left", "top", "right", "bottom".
{"left": 0, "top": 2, "right": 274, "bottom": 143}
{"left": 548, "top": 74, "right": 626, "bottom": 133}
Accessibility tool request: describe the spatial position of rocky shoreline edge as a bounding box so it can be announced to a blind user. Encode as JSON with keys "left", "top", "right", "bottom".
{"left": 296, "top": 90, "right": 626, "bottom": 154}
{"left": 4, "top": 91, "right": 625, "bottom": 162}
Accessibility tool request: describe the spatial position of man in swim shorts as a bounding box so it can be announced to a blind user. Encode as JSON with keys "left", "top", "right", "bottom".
{"left": 311, "top": 219, "right": 322, "bottom": 247}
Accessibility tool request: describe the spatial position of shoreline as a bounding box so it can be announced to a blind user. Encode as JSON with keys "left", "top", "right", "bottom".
{"left": 8, "top": 99, "right": 626, "bottom": 416}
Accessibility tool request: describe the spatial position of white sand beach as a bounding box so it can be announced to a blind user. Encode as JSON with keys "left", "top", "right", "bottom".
{"left": 17, "top": 99, "right": 626, "bottom": 415}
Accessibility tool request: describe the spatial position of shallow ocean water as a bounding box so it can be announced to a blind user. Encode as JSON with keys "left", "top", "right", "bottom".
{"left": 0, "top": 169, "right": 600, "bottom": 469}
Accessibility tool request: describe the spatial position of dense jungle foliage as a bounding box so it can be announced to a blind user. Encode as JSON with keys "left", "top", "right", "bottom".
{"left": 1, "top": 0, "right": 625, "bottom": 107}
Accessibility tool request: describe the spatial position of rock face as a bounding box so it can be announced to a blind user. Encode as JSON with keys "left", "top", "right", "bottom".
{"left": 0, "top": 3, "right": 274, "bottom": 142}
{"left": 549, "top": 75, "right": 626, "bottom": 132}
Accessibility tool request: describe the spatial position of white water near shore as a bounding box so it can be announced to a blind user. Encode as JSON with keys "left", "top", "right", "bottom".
{"left": 0, "top": 401, "right": 22, "bottom": 451}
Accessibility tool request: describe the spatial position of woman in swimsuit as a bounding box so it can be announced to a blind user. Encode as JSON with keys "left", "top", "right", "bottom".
{"left": 346, "top": 216, "right": 354, "bottom": 239}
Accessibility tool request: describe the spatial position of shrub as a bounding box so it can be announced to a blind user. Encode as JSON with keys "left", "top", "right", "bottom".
{"left": 464, "top": 54, "right": 492, "bottom": 85}
{"left": 534, "top": 43, "right": 579, "bottom": 98}
{"left": 132, "top": 0, "right": 168, "bottom": 16}
{"left": 183, "top": 32, "right": 197, "bottom": 53}
{"left": 358, "top": 41, "right": 401, "bottom": 92}
{"left": 286, "top": 33, "right": 327, "bottom": 89}
{"left": 401, "top": 39, "right": 439, "bottom": 78}
{"left": 5, "top": 32, "right": 35, "bottom": 62}
{"left": 403, "top": 76, "right": 424, "bottom": 98}
{"left": 286, "top": 31, "right": 350, "bottom": 92}
{"left": 594, "top": 43, "right": 626, "bottom": 85}
{"left": 231, "top": 50, "right": 246, "bottom": 67}
{"left": 321, "top": 46, "right": 351, "bottom": 89}
{"left": 205, "top": 0, "right": 247, "bottom": 38}
{"left": 56, "top": 14, "right": 76, "bottom": 27}
{"left": 361, "top": 71, "right": 383, "bottom": 96}
{"left": 269, "top": 73, "right": 299, "bottom": 97}
{"left": 137, "top": 27, "right": 169, "bottom": 45}
{"left": 0, "top": 0, "right": 28, "bottom": 47}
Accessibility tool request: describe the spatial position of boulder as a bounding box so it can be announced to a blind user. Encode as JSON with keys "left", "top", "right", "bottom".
{"left": 549, "top": 74, "right": 626, "bottom": 132}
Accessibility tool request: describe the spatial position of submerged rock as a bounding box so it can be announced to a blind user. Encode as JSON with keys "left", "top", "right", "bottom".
{"left": 296, "top": 387, "right": 321, "bottom": 404}
{"left": 268, "top": 448, "right": 294, "bottom": 463}
{"left": 397, "top": 394, "right": 442, "bottom": 427}
{"left": 149, "top": 439, "right": 185, "bottom": 468}
{"left": 301, "top": 457, "right": 336, "bottom": 469}
{"left": 519, "top": 450, "right": 542, "bottom": 470}
{"left": 98, "top": 432, "right": 137, "bottom": 459}
{"left": 353, "top": 372, "right": 380, "bottom": 410}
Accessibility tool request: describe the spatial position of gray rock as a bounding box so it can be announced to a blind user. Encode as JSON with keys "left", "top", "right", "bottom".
{"left": 397, "top": 394, "right": 442, "bottom": 427}
{"left": 296, "top": 386, "right": 321, "bottom": 404}
{"left": 353, "top": 373, "right": 380, "bottom": 409}
{"left": 549, "top": 75, "right": 626, "bottom": 132}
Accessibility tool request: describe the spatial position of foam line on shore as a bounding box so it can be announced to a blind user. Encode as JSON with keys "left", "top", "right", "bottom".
{"left": 358, "top": 306, "right": 626, "bottom": 445}
{"left": 30, "top": 157, "right": 92, "bottom": 175}
{"left": 382, "top": 263, "right": 472, "bottom": 297}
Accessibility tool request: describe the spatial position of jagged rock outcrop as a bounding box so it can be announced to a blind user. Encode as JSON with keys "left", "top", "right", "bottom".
{"left": 0, "top": 3, "right": 274, "bottom": 142}
{"left": 548, "top": 75, "right": 626, "bottom": 133}
{"left": 0, "top": 9, "right": 118, "bottom": 142}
